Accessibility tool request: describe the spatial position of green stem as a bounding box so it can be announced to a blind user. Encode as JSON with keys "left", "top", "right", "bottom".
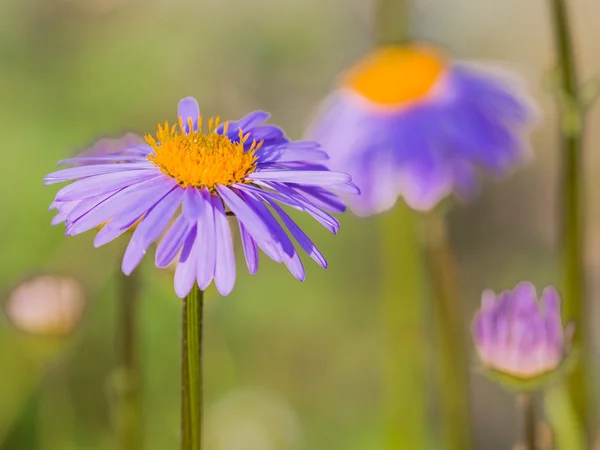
{"left": 548, "top": 0, "right": 590, "bottom": 440}
{"left": 116, "top": 270, "right": 143, "bottom": 450}
{"left": 381, "top": 204, "right": 429, "bottom": 450}
{"left": 375, "top": 0, "right": 410, "bottom": 45}
{"left": 423, "top": 212, "right": 471, "bottom": 450}
{"left": 181, "top": 285, "right": 203, "bottom": 450}
{"left": 519, "top": 393, "right": 537, "bottom": 450}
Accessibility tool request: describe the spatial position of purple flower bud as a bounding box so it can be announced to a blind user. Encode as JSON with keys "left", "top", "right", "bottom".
{"left": 472, "top": 282, "right": 573, "bottom": 379}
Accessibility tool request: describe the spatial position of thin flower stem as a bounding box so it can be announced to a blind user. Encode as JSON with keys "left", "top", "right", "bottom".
{"left": 548, "top": 0, "right": 590, "bottom": 439}
{"left": 381, "top": 203, "right": 429, "bottom": 449}
{"left": 423, "top": 212, "right": 471, "bottom": 450}
{"left": 375, "top": 0, "right": 410, "bottom": 45}
{"left": 116, "top": 269, "right": 143, "bottom": 450}
{"left": 181, "top": 285, "right": 204, "bottom": 450}
{"left": 519, "top": 393, "right": 537, "bottom": 450}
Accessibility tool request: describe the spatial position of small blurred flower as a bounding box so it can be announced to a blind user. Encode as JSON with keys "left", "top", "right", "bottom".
{"left": 205, "top": 388, "right": 302, "bottom": 450}
{"left": 308, "top": 43, "right": 537, "bottom": 215}
{"left": 4, "top": 274, "right": 86, "bottom": 337}
{"left": 472, "top": 282, "right": 573, "bottom": 381}
{"left": 46, "top": 97, "right": 357, "bottom": 297}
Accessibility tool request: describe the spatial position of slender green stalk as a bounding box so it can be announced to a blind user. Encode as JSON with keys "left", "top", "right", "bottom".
{"left": 381, "top": 204, "right": 428, "bottom": 449}
{"left": 181, "top": 285, "right": 204, "bottom": 450}
{"left": 519, "top": 393, "right": 537, "bottom": 450}
{"left": 116, "top": 269, "right": 143, "bottom": 450}
{"left": 375, "top": 0, "right": 410, "bottom": 45}
{"left": 423, "top": 212, "right": 471, "bottom": 450}
{"left": 548, "top": 0, "right": 590, "bottom": 440}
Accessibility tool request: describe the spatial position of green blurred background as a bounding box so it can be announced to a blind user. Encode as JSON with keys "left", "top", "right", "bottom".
{"left": 1, "top": 0, "right": 600, "bottom": 449}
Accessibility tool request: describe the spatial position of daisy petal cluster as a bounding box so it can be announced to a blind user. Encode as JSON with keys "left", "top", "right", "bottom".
{"left": 308, "top": 44, "right": 537, "bottom": 215}
{"left": 46, "top": 97, "right": 358, "bottom": 297}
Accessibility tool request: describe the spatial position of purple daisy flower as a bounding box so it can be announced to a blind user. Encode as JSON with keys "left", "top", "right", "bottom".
{"left": 46, "top": 97, "right": 358, "bottom": 297}
{"left": 472, "top": 282, "right": 573, "bottom": 379}
{"left": 308, "top": 44, "right": 537, "bottom": 215}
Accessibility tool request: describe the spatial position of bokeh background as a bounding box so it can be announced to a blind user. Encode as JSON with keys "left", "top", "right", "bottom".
{"left": 2, "top": 0, "right": 600, "bottom": 449}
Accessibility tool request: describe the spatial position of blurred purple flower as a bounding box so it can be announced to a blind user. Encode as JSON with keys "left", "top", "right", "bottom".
{"left": 46, "top": 97, "right": 357, "bottom": 297}
{"left": 307, "top": 44, "right": 537, "bottom": 215}
{"left": 472, "top": 282, "right": 573, "bottom": 379}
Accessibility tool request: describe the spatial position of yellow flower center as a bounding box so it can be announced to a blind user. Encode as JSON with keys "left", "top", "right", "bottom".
{"left": 342, "top": 44, "right": 446, "bottom": 106}
{"left": 145, "top": 117, "right": 260, "bottom": 189}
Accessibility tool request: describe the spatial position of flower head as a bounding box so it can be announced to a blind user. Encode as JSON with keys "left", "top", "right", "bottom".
{"left": 4, "top": 274, "right": 86, "bottom": 337}
{"left": 472, "top": 282, "right": 573, "bottom": 380}
{"left": 46, "top": 98, "right": 357, "bottom": 297}
{"left": 308, "top": 44, "right": 537, "bottom": 215}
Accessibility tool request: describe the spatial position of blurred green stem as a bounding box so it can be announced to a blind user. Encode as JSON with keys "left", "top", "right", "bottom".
{"left": 519, "top": 393, "right": 537, "bottom": 450}
{"left": 423, "top": 212, "right": 471, "bottom": 450}
{"left": 548, "top": 0, "right": 590, "bottom": 442}
{"left": 375, "top": 1, "right": 431, "bottom": 449}
{"left": 181, "top": 285, "right": 203, "bottom": 450}
{"left": 375, "top": 0, "right": 409, "bottom": 45}
{"left": 116, "top": 269, "right": 142, "bottom": 450}
{"left": 381, "top": 204, "right": 428, "bottom": 449}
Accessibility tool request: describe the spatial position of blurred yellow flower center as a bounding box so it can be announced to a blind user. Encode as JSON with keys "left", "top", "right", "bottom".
{"left": 145, "top": 117, "right": 259, "bottom": 188}
{"left": 342, "top": 45, "right": 446, "bottom": 106}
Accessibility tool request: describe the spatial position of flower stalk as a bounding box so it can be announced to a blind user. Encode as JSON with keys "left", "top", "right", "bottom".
{"left": 423, "top": 212, "right": 471, "bottom": 450}
{"left": 548, "top": 0, "right": 590, "bottom": 441}
{"left": 520, "top": 393, "right": 537, "bottom": 450}
{"left": 181, "top": 285, "right": 204, "bottom": 450}
{"left": 381, "top": 203, "right": 428, "bottom": 449}
{"left": 116, "top": 268, "right": 143, "bottom": 450}
{"left": 375, "top": 1, "right": 430, "bottom": 449}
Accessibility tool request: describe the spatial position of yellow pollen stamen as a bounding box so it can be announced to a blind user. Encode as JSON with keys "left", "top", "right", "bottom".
{"left": 145, "top": 116, "right": 260, "bottom": 189}
{"left": 342, "top": 44, "right": 446, "bottom": 106}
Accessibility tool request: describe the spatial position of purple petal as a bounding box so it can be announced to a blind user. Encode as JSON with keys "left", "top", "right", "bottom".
{"left": 66, "top": 192, "right": 119, "bottom": 224}
{"left": 250, "top": 169, "right": 351, "bottom": 186}
{"left": 247, "top": 125, "right": 285, "bottom": 141}
{"left": 57, "top": 155, "right": 148, "bottom": 166}
{"left": 94, "top": 218, "right": 135, "bottom": 248}
{"left": 99, "top": 178, "right": 177, "bottom": 231}
{"left": 236, "top": 189, "right": 294, "bottom": 258}
{"left": 290, "top": 185, "right": 346, "bottom": 213}
{"left": 238, "top": 222, "right": 259, "bottom": 275}
{"left": 45, "top": 162, "right": 153, "bottom": 184}
{"left": 268, "top": 201, "right": 327, "bottom": 268}
{"left": 174, "top": 225, "right": 199, "bottom": 298}
{"left": 66, "top": 181, "right": 158, "bottom": 236}
{"left": 196, "top": 189, "right": 217, "bottom": 290}
{"left": 155, "top": 215, "right": 192, "bottom": 268}
{"left": 211, "top": 195, "right": 236, "bottom": 296}
{"left": 178, "top": 97, "right": 200, "bottom": 134}
{"left": 258, "top": 149, "right": 329, "bottom": 164}
{"left": 237, "top": 111, "right": 270, "bottom": 131}
{"left": 50, "top": 200, "right": 79, "bottom": 225}
{"left": 541, "top": 286, "right": 564, "bottom": 348}
{"left": 182, "top": 187, "right": 205, "bottom": 221}
{"left": 251, "top": 182, "right": 340, "bottom": 234}
{"left": 216, "top": 185, "right": 272, "bottom": 246}
{"left": 113, "top": 187, "right": 185, "bottom": 272}
{"left": 55, "top": 170, "right": 159, "bottom": 202}
{"left": 282, "top": 248, "right": 305, "bottom": 281}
